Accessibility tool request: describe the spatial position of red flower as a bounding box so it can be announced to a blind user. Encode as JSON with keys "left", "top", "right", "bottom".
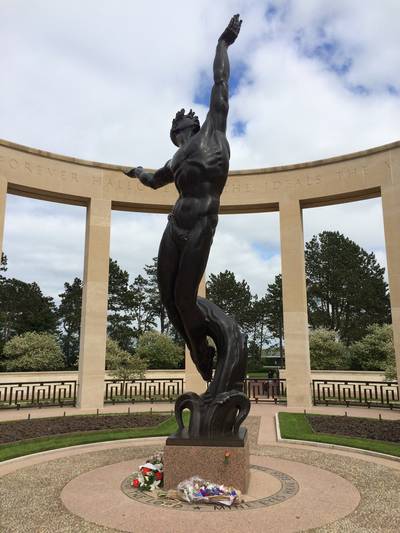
{"left": 155, "top": 471, "right": 163, "bottom": 481}
{"left": 141, "top": 467, "right": 151, "bottom": 475}
{"left": 133, "top": 478, "right": 140, "bottom": 488}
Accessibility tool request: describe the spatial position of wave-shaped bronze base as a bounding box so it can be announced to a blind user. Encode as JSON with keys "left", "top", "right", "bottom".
{"left": 170, "top": 297, "right": 250, "bottom": 443}
{"left": 169, "top": 390, "right": 250, "bottom": 443}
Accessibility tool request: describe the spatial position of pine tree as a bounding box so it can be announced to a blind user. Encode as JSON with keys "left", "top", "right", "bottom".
{"left": 206, "top": 270, "right": 253, "bottom": 331}
{"left": 107, "top": 258, "right": 135, "bottom": 351}
{"left": 0, "top": 278, "right": 58, "bottom": 354}
{"left": 143, "top": 257, "right": 168, "bottom": 334}
{"left": 129, "top": 274, "right": 157, "bottom": 340}
{"left": 263, "top": 274, "right": 284, "bottom": 366}
{"left": 58, "top": 278, "right": 82, "bottom": 368}
{"left": 305, "top": 231, "right": 390, "bottom": 344}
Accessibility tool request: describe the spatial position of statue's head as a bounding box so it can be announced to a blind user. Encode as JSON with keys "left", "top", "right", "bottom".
{"left": 170, "top": 108, "right": 200, "bottom": 147}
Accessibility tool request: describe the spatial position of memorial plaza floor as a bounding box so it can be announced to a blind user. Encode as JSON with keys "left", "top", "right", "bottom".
{"left": 1, "top": 403, "right": 400, "bottom": 532}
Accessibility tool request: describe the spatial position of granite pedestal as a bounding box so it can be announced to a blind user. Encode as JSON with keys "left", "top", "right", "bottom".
{"left": 163, "top": 429, "right": 249, "bottom": 492}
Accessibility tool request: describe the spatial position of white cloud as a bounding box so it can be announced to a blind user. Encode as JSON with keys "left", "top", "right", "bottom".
{"left": 206, "top": 212, "right": 282, "bottom": 295}
{"left": 303, "top": 197, "right": 388, "bottom": 280}
{"left": 228, "top": 38, "right": 400, "bottom": 168}
{"left": 303, "top": 198, "right": 386, "bottom": 250}
{"left": 0, "top": 1, "right": 396, "bottom": 299}
{"left": 110, "top": 211, "right": 166, "bottom": 276}
{"left": 3, "top": 195, "right": 86, "bottom": 299}
{"left": 109, "top": 211, "right": 281, "bottom": 297}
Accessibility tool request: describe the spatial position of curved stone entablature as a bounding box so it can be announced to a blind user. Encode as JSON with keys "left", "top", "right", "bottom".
{"left": 0, "top": 138, "right": 398, "bottom": 212}
{"left": 1, "top": 137, "right": 399, "bottom": 410}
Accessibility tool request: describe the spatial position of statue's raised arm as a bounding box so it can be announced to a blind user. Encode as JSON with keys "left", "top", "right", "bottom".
{"left": 209, "top": 14, "right": 242, "bottom": 132}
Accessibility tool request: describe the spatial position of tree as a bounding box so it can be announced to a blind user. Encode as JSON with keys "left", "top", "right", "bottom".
{"left": 130, "top": 274, "right": 157, "bottom": 339}
{"left": 263, "top": 274, "right": 284, "bottom": 366}
{"left": 2, "top": 332, "right": 65, "bottom": 371}
{"left": 107, "top": 259, "right": 159, "bottom": 350}
{"left": 105, "top": 338, "right": 147, "bottom": 383}
{"left": 0, "top": 253, "right": 7, "bottom": 275}
{"left": 246, "top": 295, "right": 272, "bottom": 371}
{"left": 0, "top": 277, "right": 58, "bottom": 354}
{"left": 349, "top": 323, "right": 394, "bottom": 371}
{"left": 144, "top": 257, "right": 169, "bottom": 334}
{"left": 306, "top": 231, "right": 390, "bottom": 345}
{"left": 309, "top": 328, "right": 349, "bottom": 370}
{"left": 206, "top": 270, "right": 253, "bottom": 331}
{"left": 247, "top": 338, "right": 264, "bottom": 372}
{"left": 58, "top": 277, "right": 82, "bottom": 368}
{"left": 385, "top": 353, "right": 397, "bottom": 381}
{"left": 136, "top": 331, "right": 184, "bottom": 369}
{"left": 107, "top": 258, "right": 135, "bottom": 351}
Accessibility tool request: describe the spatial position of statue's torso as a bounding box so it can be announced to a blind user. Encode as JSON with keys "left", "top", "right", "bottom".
{"left": 170, "top": 119, "right": 230, "bottom": 229}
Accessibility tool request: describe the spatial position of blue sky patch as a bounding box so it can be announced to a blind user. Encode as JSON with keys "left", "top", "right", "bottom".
{"left": 387, "top": 84, "right": 400, "bottom": 96}
{"left": 349, "top": 84, "right": 370, "bottom": 96}
{"left": 252, "top": 242, "right": 279, "bottom": 261}
{"left": 293, "top": 24, "right": 354, "bottom": 79}
{"left": 194, "top": 60, "right": 249, "bottom": 106}
{"left": 265, "top": 3, "right": 278, "bottom": 21}
{"left": 232, "top": 120, "right": 247, "bottom": 137}
{"left": 230, "top": 61, "right": 249, "bottom": 95}
{"left": 265, "top": 1, "right": 290, "bottom": 23}
{"left": 194, "top": 69, "right": 212, "bottom": 106}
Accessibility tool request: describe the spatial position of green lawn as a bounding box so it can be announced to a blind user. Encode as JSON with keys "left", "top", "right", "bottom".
{"left": 0, "top": 413, "right": 184, "bottom": 463}
{"left": 278, "top": 412, "right": 400, "bottom": 457}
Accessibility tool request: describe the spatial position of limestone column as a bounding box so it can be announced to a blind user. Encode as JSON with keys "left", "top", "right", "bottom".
{"left": 279, "top": 199, "right": 312, "bottom": 407}
{"left": 0, "top": 176, "right": 6, "bottom": 257}
{"left": 381, "top": 158, "right": 400, "bottom": 386}
{"left": 78, "top": 197, "right": 111, "bottom": 409}
{"left": 184, "top": 276, "right": 208, "bottom": 393}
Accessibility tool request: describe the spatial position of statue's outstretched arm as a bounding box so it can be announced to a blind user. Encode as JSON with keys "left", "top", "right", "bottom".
{"left": 209, "top": 14, "right": 242, "bottom": 132}
{"left": 123, "top": 161, "right": 173, "bottom": 189}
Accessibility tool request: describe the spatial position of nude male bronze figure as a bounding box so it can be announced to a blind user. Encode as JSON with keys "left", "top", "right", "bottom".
{"left": 125, "top": 15, "right": 249, "bottom": 441}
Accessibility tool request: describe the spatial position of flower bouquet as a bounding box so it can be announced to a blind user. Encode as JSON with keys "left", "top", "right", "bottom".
{"left": 175, "top": 476, "right": 241, "bottom": 506}
{"left": 131, "top": 452, "right": 164, "bottom": 491}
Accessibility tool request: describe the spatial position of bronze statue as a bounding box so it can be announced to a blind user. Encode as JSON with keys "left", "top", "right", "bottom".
{"left": 125, "top": 15, "right": 250, "bottom": 442}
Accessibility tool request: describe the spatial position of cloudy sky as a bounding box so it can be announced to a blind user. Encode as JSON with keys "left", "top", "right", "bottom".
{"left": 1, "top": 0, "right": 398, "bottom": 300}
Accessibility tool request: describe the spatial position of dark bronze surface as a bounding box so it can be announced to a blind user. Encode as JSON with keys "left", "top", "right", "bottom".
{"left": 124, "top": 15, "right": 250, "bottom": 441}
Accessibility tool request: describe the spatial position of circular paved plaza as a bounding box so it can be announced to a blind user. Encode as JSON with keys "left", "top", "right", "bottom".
{"left": 1, "top": 411, "right": 400, "bottom": 532}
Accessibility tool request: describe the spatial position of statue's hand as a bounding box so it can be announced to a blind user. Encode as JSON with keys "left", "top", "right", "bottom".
{"left": 123, "top": 166, "right": 143, "bottom": 179}
{"left": 219, "top": 14, "right": 242, "bottom": 46}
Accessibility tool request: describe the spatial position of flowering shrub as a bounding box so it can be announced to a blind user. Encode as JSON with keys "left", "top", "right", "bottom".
{"left": 131, "top": 452, "right": 163, "bottom": 491}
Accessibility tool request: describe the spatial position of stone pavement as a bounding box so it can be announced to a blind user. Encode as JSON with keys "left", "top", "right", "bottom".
{"left": 1, "top": 403, "right": 400, "bottom": 532}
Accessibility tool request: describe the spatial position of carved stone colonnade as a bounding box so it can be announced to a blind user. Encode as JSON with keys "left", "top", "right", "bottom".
{"left": 1, "top": 138, "right": 399, "bottom": 409}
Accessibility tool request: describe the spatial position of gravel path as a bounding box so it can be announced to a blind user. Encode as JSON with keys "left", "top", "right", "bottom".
{"left": 252, "top": 443, "right": 400, "bottom": 532}
{"left": 1, "top": 416, "right": 400, "bottom": 532}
